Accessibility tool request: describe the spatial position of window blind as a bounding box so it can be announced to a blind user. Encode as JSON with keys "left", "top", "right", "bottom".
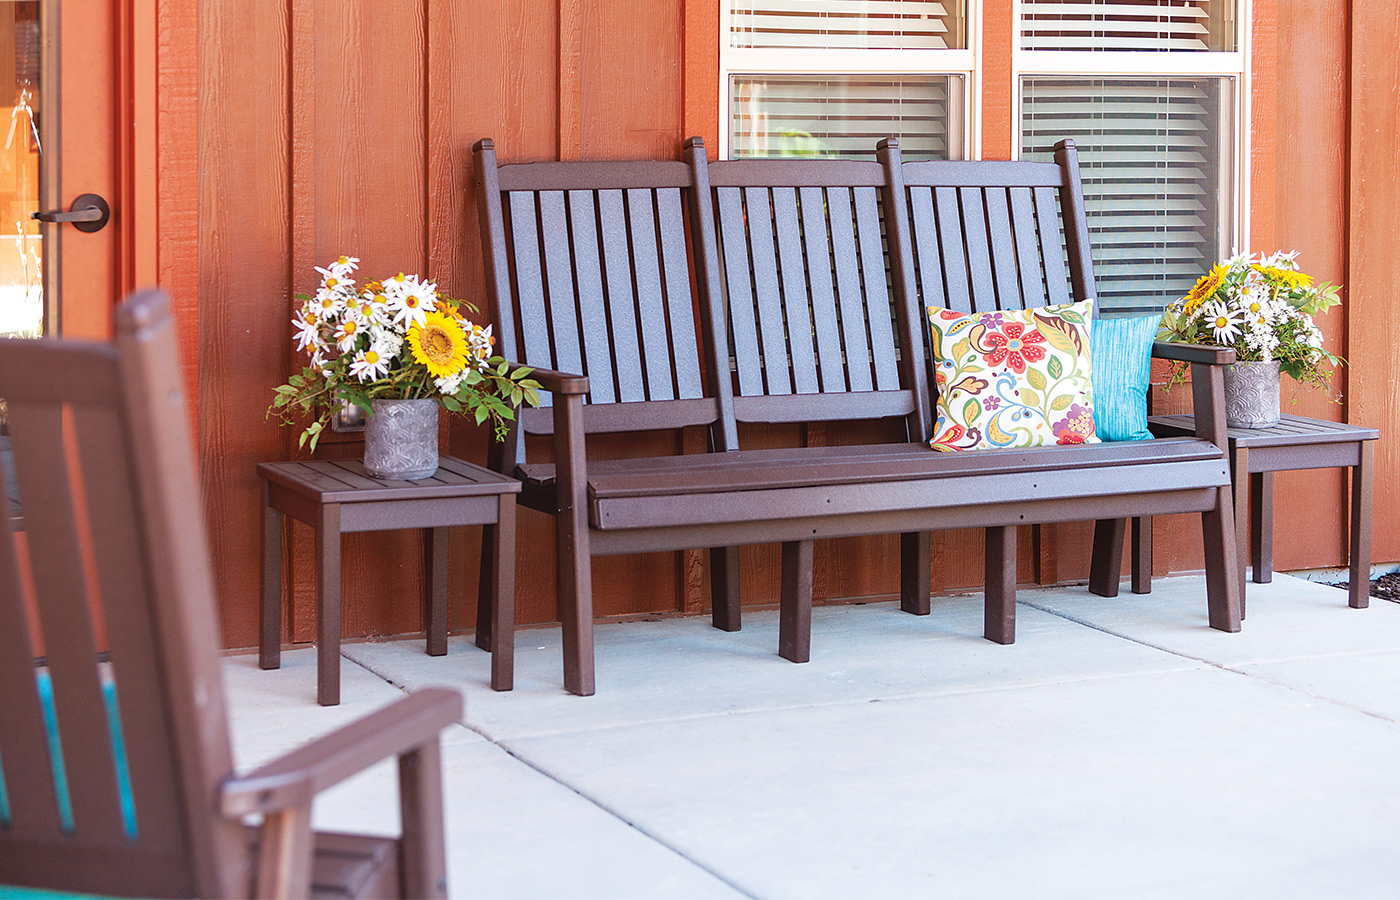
{"left": 731, "top": 75, "right": 960, "bottom": 160}
{"left": 730, "top": 0, "right": 965, "bottom": 51}
{"left": 1021, "top": 77, "right": 1233, "bottom": 316}
{"left": 1020, "top": 0, "right": 1235, "bottom": 52}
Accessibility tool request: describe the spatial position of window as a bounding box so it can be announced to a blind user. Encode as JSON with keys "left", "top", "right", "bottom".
{"left": 723, "top": 1, "right": 975, "bottom": 160}
{"left": 1016, "top": 0, "right": 1247, "bottom": 316}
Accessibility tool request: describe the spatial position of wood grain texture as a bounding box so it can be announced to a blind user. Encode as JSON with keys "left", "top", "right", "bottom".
{"left": 198, "top": 0, "right": 291, "bottom": 648}
{"left": 1345, "top": 0, "right": 1400, "bottom": 565}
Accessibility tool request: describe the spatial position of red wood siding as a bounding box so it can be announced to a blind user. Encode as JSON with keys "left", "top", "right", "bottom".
{"left": 173, "top": 0, "right": 1393, "bottom": 650}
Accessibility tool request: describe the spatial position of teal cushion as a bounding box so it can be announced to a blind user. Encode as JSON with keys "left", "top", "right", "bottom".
{"left": 1090, "top": 314, "right": 1160, "bottom": 442}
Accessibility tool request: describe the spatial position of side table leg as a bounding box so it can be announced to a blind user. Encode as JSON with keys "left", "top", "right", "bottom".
{"left": 1131, "top": 516, "right": 1153, "bottom": 595}
{"left": 1231, "top": 445, "right": 1249, "bottom": 619}
{"left": 317, "top": 503, "right": 342, "bottom": 706}
{"left": 260, "top": 481, "right": 283, "bottom": 670}
{"left": 426, "top": 527, "right": 449, "bottom": 657}
{"left": 491, "top": 495, "right": 516, "bottom": 691}
{"left": 475, "top": 524, "right": 494, "bottom": 652}
{"left": 1251, "top": 472, "right": 1273, "bottom": 584}
{"left": 1350, "top": 441, "right": 1375, "bottom": 609}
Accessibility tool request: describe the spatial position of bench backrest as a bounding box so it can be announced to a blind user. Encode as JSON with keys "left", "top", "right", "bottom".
{"left": 475, "top": 139, "right": 718, "bottom": 462}
{"left": 892, "top": 139, "right": 1096, "bottom": 318}
{"left": 692, "top": 140, "right": 932, "bottom": 448}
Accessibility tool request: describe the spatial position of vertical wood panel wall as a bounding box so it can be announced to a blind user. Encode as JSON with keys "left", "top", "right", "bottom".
{"left": 187, "top": 0, "right": 1392, "bottom": 650}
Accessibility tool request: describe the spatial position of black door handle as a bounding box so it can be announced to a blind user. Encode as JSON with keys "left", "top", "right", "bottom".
{"left": 32, "top": 193, "right": 110, "bottom": 233}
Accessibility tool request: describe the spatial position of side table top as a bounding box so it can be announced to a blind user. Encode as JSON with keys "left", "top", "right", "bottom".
{"left": 257, "top": 455, "right": 521, "bottom": 503}
{"left": 1148, "top": 413, "right": 1380, "bottom": 448}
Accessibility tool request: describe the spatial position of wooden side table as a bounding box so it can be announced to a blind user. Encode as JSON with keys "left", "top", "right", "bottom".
{"left": 258, "top": 456, "right": 520, "bottom": 705}
{"left": 1146, "top": 414, "right": 1378, "bottom": 613}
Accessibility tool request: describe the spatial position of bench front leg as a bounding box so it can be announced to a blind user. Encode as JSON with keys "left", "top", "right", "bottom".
{"left": 710, "top": 546, "right": 742, "bottom": 631}
{"left": 900, "top": 532, "right": 931, "bottom": 615}
{"left": 552, "top": 389, "right": 595, "bottom": 696}
{"left": 779, "top": 540, "right": 813, "bottom": 663}
{"left": 985, "top": 525, "right": 1017, "bottom": 644}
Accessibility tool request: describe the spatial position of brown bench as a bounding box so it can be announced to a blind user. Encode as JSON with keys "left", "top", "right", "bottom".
{"left": 474, "top": 136, "right": 1241, "bottom": 696}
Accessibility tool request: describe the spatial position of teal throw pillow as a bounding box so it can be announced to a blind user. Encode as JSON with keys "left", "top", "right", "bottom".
{"left": 1090, "top": 314, "right": 1160, "bottom": 442}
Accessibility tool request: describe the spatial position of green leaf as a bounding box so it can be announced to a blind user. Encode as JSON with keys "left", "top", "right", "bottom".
{"left": 1026, "top": 368, "right": 1047, "bottom": 391}
{"left": 1047, "top": 356, "right": 1063, "bottom": 380}
{"left": 1050, "top": 393, "right": 1073, "bottom": 411}
{"left": 961, "top": 398, "right": 981, "bottom": 427}
{"left": 951, "top": 337, "right": 972, "bottom": 363}
{"left": 1019, "top": 388, "right": 1040, "bottom": 408}
{"left": 1058, "top": 310, "right": 1085, "bottom": 324}
{"left": 474, "top": 406, "right": 490, "bottom": 425}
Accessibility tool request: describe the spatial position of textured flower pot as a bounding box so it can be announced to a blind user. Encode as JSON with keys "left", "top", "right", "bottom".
{"left": 364, "top": 398, "right": 439, "bottom": 480}
{"left": 1223, "top": 360, "right": 1281, "bottom": 429}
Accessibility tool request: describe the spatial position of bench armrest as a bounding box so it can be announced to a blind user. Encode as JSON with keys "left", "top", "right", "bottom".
{"left": 516, "top": 363, "right": 589, "bottom": 396}
{"left": 220, "top": 687, "right": 462, "bottom": 817}
{"left": 1151, "top": 341, "right": 1236, "bottom": 366}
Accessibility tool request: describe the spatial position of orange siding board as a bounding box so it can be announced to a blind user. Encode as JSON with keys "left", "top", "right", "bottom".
{"left": 1347, "top": 0, "right": 1400, "bottom": 565}
{"left": 979, "top": 0, "right": 1013, "bottom": 160}
{"left": 197, "top": 0, "right": 291, "bottom": 648}
{"left": 580, "top": 0, "right": 684, "bottom": 159}
{"left": 684, "top": 0, "right": 720, "bottom": 156}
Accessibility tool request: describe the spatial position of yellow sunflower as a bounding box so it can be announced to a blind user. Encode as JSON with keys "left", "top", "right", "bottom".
{"left": 1252, "top": 264, "right": 1312, "bottom": 290}
{"left": 1182, "top": 264, "right": 1226, "bottom": 314}
{"left": 408, "top": 310, "right": 469, "bottom": 377}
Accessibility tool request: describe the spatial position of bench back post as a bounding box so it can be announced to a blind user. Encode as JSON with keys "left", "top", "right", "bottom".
{"left": 473, "top": 137, "right": 525, "bottom": 473}
{"left": 683, "top": 136, "right": 739, "bottom": 452}
{"left": 1053, "top": 138, "right": 1099, "bottom": 307}
{"left": 877, "top": 137, "right": 933, "bottom": 442}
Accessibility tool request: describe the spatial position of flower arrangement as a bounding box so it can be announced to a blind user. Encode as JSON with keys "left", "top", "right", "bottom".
{"left": 269, "top": 256, "right": 538, "bottom": 449}
{"left": 1158, "top": 250, "right": 1343, "bottom": 393}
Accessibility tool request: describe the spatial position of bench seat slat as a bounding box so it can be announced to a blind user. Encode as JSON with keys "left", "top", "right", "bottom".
{"left": 516, "top": 437, "right": 1222, "bottom": 494}
{"left": 591, "top": 458, "right": 1231, "bottom": 531}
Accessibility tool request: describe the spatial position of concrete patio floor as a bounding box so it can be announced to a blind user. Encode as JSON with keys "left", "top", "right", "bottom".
{"left": 226, "top": 573, "right": 1400, "bottom": 899}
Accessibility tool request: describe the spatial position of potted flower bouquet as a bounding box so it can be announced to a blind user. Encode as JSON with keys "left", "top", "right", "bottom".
{"left": 1158, "top": 251, "right": 1343, "bottom": 427}
{"left": 269, "top": 256, "right": 539, "bottom": 479}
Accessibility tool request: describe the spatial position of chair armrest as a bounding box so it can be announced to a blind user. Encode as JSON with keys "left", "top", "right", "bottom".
{"left": 1151, "top": 341, "right": 1236, "bottom": 366}
{"left": 220, "top": 687, "right": 463, "bottom": 817}
{"left": 516, "top": 364, "right": 589, "bottom": 396}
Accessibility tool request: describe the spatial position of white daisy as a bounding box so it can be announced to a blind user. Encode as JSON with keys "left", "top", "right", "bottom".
{"left": 1203, "top": 299, "right": 1244, "bottom": 344}
{"left": 464, "top": 322, "right": 494, "bottom": 367}
{"left": 317, "top": 255, "right": 359, "bottom": 282}
{"left": 349, "top": 346, "right": 390, "bottom": 382}
{"left": 386, "top": 275, "right": 437, "bottom": 328}
{"left": 311, "top": 286, "right": 347, "bottom": 319}
{"left": 292, "top": 313, "right": 322, "bottom": 352}
{"left": 334, "top": 316, "right": 366, "bottom": 353}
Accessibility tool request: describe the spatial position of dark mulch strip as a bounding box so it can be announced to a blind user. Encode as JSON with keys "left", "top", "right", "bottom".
{"left": 1323, "top": 572, "right": 1400, "bottom": 603}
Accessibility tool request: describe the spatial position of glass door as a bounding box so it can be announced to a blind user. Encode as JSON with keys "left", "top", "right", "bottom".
{"left": 0, "top": 1, "right": 41, "bottom": 337}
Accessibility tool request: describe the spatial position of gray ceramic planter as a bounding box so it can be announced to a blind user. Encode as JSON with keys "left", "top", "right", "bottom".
{"left": 1223, "top": 360, "right": 1281, "bottom": 429}
{"left": 364, "top": 398, "right": 439, "bottom": 480}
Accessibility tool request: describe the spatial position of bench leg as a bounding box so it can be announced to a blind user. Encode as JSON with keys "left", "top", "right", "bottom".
{"left": 475, "top": 524, "right": 495, "bottom": 652}
{"left": 1088, "top": 519, "right": 1125, "bottom": 598}
{"left": 1350, "top": 441, "right": 1374, "bottom": 609}
{"left": 1131, "top": 516, "right": 1153, "bottom": 595}
{"left": 426, "top": 527, "right": 449, "bottom": 657}
{"left": 316, "top": 503, "right": 343, "bottom": 706}
{"left": 260, "top": 481, "right": 283, "bottom": 670}
{"left": 900, "top": 532, "right": 931, "bottom": 615}
{"left": 1251, "top": 472, "right": 1273, "bottom": 584}
{"left": 1200, "top": 485, "right": 1242, "bottom": 632}
{"left": 779, "top": 540, "right": 813, "bottom": 663}
{"left": 490, "top": 495, "right": 517, "bottom": 690}
{"left": 1230, "top": 445, "right": 1249, "bottom": 618}
{"left": 984, "top": 526, "right": 1017, "bottom": 644}
{"left": 710, "top": 546, "right": 742, "bottom": 632}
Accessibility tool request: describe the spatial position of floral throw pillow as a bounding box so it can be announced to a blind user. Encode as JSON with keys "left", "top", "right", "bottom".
{"left": 927, "top": 299, "right": 1099, "bottom": 451}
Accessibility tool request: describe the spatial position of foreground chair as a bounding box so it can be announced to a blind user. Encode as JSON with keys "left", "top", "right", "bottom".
{"left": 0, "top": 291, "right": 461, "bottom": 898}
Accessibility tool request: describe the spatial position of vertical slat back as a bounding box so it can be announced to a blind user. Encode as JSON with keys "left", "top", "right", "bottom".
{"left": 1009, "top": 187, "right": 1049, "bottom": 309}
{"left": 1034, "top": 186, "right": 1073, "bottom": 306}
{"left": 933, "top": 186, "right": 973, "bottom": 314}
{"left": 0, "top": 298, "right": 244, "bottom": 898}
{"left": 959, "top": 187, "right": 997, "bottom": 313}
{"left": 4, "top": 401, "right": 126, "bottom": 846}
{"left": 699, "top": 155, "right": 923, "bottom": 434}
{"left": 476, "top": 143, "right": 716, "bottom": 445}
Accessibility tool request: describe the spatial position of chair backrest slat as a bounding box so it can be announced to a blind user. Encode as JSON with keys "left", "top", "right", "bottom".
{"left": 799, "top": 186, "right": 846, "bottom": 392}
{"left": 566, "top": 190, "right": 616, "bottom": 404}
{"left": 538, "top": 190, "right": 585, "bottom": 380}
{"left": 1009, "top": 187, "right": 1049, "bottom": 308}
{"left": 657, "top": 187, "right": 704, "bottom": 400}
{"left": 984, "top": 187, "right": 1021, "bottom": 309}
{"left": 853, "top": 185, "right": 900, "bottom": 391}
{"left": 627, "top": 188, "right": 678, "bottom": 400}
{"left": 744, "top": 186, "right": 793, "bottom": 396}
{"left": 597, "top": 188, "right": 646, "bottom": 403}
{"left": 771, "top": 187, "right": 819, "bottom": 394}
{"left": 506, "top": 191, "right": 554, "bottom": 376}
{"left": 959, "top": 187, "right": 998, "bottom": 313}
{"left": 826, "top": 187, "right": 873, "bottom": 392}
{"left": 715, "top": 187, "right": 764, "bottom": 397}
{"left": 933, "top": 186, "right": 973, "bottom": 314}
{"left": 1035, "top": 185, "right": 1073, "bottom": 306}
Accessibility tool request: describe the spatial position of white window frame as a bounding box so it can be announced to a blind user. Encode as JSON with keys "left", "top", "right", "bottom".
{"left": 719, "top": 0, "right": 981, "bottom": 161}
{"left": 1011, "top": 0, "right": 1253, "bottom": 256}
